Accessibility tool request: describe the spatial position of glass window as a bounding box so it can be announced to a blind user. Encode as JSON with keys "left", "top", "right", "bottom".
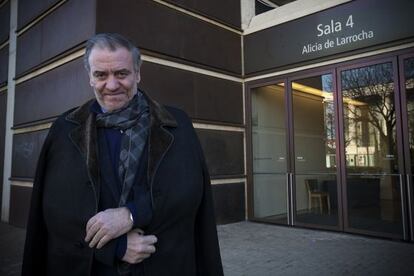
{"left": 251, "top": 83, "right": 288, "bottom": 224}
{"left": 341, "top": 62, "right": 403, "bottom": 236}
{"left": 292, "top": 74, "right": 338, "bottom": 227}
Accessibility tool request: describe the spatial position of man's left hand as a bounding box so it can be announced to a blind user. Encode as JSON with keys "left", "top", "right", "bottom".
{"left": 85, "top": 207, "right": 133, "bottom": 249}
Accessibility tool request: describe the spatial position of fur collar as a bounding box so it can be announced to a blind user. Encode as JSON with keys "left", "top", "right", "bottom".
{"left": 65, "top": 90, "right": 177, "bottom": 210}
{"left": 66, "top": 91, "right": 177, "bottom": 128}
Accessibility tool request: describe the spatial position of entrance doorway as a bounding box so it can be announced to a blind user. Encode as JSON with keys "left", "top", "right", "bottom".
{"left": 339, "top": 60, "right": 404, "bottom": 238}
{"left": 291, "top": 72, "right": 339, "bottom": 229}
{"left": 247, "top": 48, "right": 414, "bottom": 240}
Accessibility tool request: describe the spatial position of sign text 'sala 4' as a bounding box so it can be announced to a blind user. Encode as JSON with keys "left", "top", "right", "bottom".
{"left": 244, "top": 0, "right": 414, "bottom": 74}
{"left": 302, "top": 15, "right": 374, "bottom": 55}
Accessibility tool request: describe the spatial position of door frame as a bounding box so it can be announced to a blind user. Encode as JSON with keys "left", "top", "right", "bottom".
{"left": 245, "top": 78, "right": 291, "bottom": 225}
{"left": 398, "top": 52, "right": 414, "bottom": 241}
{"left": 287, "top": 68, "right": 342, "bottom": 232}
{"left": 336, "top": 56, "right": 408, "bottom": 240}
{"left": 245, "top": 47, "right": 414, "bottom": 240}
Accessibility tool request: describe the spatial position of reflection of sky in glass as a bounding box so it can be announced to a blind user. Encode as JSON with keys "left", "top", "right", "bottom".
{"left": 322, "top": 74, "right": 333, "bottom": 92}
{"left": 405, "top": 58, "right": 414, "bottom": 161}
{"left": 323, "top": 73, "right": 336, "bottom": 168}
{"left": 404, "top": 58, "right": 414, "bottom": 79}
{"left": 341, "top": 63, "right": 393, "bottom": 91}
{"left": 341, "top": 62, "right": 397, "bottom": 173}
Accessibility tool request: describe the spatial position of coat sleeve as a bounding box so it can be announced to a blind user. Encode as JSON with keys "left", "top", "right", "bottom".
{"left": 21, "top": 123, "right": 56, "bottom": 276}
{"left": 94, "top": 238, "right": 119, "bottom": 266}
{"left": 193, "top": 132, "right": 224, "bottom": 276}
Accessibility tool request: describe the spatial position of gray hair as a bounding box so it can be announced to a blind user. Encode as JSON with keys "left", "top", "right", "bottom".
{"left": 84, "top": 33, "right": 142, "bottom": 72}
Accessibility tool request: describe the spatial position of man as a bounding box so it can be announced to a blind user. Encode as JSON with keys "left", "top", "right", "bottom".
{"left": 22, "top": 33, "right": 223, "bottom": 276}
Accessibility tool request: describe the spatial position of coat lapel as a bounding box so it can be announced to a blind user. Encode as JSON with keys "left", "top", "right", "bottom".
{"left": 64, "top": 92, "right": 178, "bottom": 211}
{"left": 145, "top": 93, "right": 177, "bottom": 210}
{"left": 66, "top": 100, "right": 101, "bottom": 204}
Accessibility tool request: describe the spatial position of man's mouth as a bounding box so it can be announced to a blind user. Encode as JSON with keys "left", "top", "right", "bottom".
{"left": 104, "top": 91, "right": 125, "bottom": 96}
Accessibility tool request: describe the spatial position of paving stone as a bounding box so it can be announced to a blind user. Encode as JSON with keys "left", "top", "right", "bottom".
{"left": 217, "top": 222, "right": 414, "bottom": 276}
{"left": 1, "top": 221, "right": 414, "bottom": 275}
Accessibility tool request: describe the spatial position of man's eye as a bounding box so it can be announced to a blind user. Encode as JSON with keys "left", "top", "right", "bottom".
{"left": 116, "top": 71, "right": 129, "bottom": 78}
{"left": 94, "top": 72, "right": 106, "bottom": 80}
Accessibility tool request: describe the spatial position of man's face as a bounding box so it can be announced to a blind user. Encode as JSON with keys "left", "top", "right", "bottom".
{"left": 88, "top": 46, "right": 140, "bottom": 112}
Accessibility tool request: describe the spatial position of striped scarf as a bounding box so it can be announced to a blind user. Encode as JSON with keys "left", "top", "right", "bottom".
{"left": 96, "top": 91, "right": 150, "bottom": 206}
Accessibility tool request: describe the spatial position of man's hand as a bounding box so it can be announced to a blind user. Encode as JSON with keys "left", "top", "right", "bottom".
{"left": 122, "top": 230, "right": 157, "bottom": 264}
{"left": 85, "top": 207, "right": 133, "bottom": 249}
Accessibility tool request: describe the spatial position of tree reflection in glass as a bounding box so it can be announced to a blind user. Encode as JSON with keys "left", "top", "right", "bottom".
{"left": 404, "top": 58, "right": 414, "bottom": 173}
{"left": 341, "top": 62, "right": 402, "bottom": 236}
{"left": 341, "top": 63, "right": 397, "bottom": 174}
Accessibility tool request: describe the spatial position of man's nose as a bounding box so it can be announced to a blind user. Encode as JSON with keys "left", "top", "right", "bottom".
{"left": 105, "top": 76, "right": 120, "bottom": 90}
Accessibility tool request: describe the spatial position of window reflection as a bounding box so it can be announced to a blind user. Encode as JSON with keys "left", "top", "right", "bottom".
{"left": 292, "top": 74, "right": 339, "bottom": 227}
{"left": 291, "top": 74, "right": 336, "bottom": 172}
{"left": 404, "top": 58, "right": 414, "bottom": 173}
{"left": 341, "top": 63, "right": 397, "bottom": 174}
{"left": 251, "top": 83, "right": 288, "bottom": 224}
{"left": 341, "top": 62, "right": 402, "bottom": 235}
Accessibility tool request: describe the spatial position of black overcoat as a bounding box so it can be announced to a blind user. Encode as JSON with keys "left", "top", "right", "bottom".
{"left": 22, "top": 93, "right": 223, "bottom": 276}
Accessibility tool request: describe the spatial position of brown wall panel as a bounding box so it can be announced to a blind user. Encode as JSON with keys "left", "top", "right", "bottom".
{"left": 0, "top": 92, "right": 6, "bottom": 208}
{"left": 0, "top": 0, "right": 10, "bottom": 44}
{"left": 12, "top": 129, "right": 48, "bottom": 179}
{"left": 140, "top": 62, "right": 243, "bottom": 124}
{"left": 96, "top": 0, "right": 241, "bottom": 75}
{"left": 16, "top": 0, "right": 95, "bottom": 75}
{"left": 17, "top": 0, "right": 60, "bottom": 30}
{"left": 9, "top": 171, "right": 246, "bottom": 229}
{"left": 14, "top": 58, "right": 93, "bottom": 126}
{"left": 163, "top": 0, "right": 241, "bottom": 29}
{"left": 212, "top": 182, "right": 245, "bottom": 224}
{"left": 0, "top": 47, "right": 8, "bottom": 84}
{"left": 196, "top": 129, "right": 244, "bottom": 178}
{"left": 9, "top": 185, "right": 32, "bottom": 228}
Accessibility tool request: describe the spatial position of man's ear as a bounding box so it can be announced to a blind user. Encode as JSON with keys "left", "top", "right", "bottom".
{"left": 89, "top": 75, "right": 95, "bottom": 87}
{"left": 136, "top": 71, "right": 141, "bottom": 84}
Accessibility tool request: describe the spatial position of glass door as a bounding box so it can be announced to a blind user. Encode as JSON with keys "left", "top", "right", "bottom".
{"left": 250, "top": 82, "right": 289, "bottom": 224}
{"left": 290, "top": 72, "right": 340, "bottom": 229}
{"left": 339, "top": 59, "right": 405, "bottom": 238}
{"left": 399, "top": 54, "right": 414, "bottom": 241}
{"left": 248, "top": 49, "right": 414, "bottom": 239}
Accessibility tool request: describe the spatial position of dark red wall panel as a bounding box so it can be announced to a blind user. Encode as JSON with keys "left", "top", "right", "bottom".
{"left": 140, "top": 62, "right": 243, "bottom": 124}
{"left": 12, "top": 129, "right": 48, "bottom": 179}
{"left": 0, "top": 1, "right": 10, "bottom": 44}
{"left": 196, "top": 129, "right": 244, "bottom": 178}
{"left": 212, "top": 182, "right": 245, "bottom": 224}
{"left": 14, "top": 58, "right": 93, "bottom": 126}
{"left": 16, "top": 0, "right": 95, "bottom": 76}
{"left": 0, "top": 91, "right": 6, "bottom": 208}
{"left": 17, "top": 0, "right": 61, "bottom": 30}
{"left": 9, "top": 185, "right": 32, "bottom": 227}
{"left": 0, "top": 47, "right": 8, "bottom": 85}
{"left": 96, "top": 0, "right": 241, "bottom": 75}
{"left": 163, "top": 0, "right": 241, "bottom": 29}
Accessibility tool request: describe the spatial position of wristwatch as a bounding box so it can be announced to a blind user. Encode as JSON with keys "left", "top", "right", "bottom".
{"left": 129, "top": 211, "right": 134, "bottom": 225}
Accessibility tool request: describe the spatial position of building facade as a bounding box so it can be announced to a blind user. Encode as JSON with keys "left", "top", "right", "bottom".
{"left": 1, "top": 0, "right": 414, "bottom": 242}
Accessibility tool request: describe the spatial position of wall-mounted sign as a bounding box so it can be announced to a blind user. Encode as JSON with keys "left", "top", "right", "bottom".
{"left": 302, "top": 15, "right": 374, "bottom": 55}
{"left": 245, "top": 0, "right": 414, "bottom": 75}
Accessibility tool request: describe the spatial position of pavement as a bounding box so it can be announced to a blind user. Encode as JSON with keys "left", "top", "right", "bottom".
{"left": 0, "top": 222, "right": 25, "bottom": 276}
{"left": 1, "top": 221, "right": 414, "bottom": 276}
{"left": 218, "top": 222, "right": 414, "bottom": 276}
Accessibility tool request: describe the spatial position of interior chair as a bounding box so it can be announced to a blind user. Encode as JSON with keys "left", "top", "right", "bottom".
{"left": 305, "top": 179, "right": 331, "bottom": 214}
